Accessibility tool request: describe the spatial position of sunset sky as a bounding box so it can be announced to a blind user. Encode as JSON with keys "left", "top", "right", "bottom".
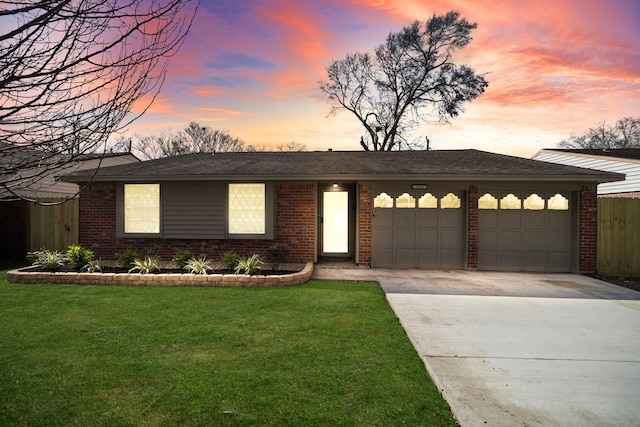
{"left": 125, "top": 0, "right": 640, "bottom": 157}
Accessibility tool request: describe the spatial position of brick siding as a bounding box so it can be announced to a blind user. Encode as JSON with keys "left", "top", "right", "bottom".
{"left": 467, "top": 184, "right": 479, "bottom": 270}
{"left": 79, "top": 182, "right": 316, "bottom": 264}
{"left": 579, "top": 184, "right": 598, "bottom": 273}
{"left": 358, "top": 183, "right": 372, "bottom": 266}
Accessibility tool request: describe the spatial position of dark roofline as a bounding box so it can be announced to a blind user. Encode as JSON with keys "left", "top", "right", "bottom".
{"left": 63, "top": 149, "right": 624, "bottom": 184}
{"left": 542, "top": 148, "right": 640, "bottom": 161}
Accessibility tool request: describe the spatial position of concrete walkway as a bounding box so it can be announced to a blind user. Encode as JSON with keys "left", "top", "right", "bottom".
{"left": 312, "top": 266, "right": 640, "bottom": 427}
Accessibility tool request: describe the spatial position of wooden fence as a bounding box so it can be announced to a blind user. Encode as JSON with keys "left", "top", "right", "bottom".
{"left": 598, "top": 198, "right": 640, "bottom": 277}
{"left": 29, "top": 198, "right": 79, "bottom": 253}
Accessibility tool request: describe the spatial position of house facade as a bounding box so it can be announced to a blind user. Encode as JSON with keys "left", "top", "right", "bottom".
{"left": 533, "top": 148, "right": 640, "bottom": 197}
{"left": 64, "top": 150, "right": 623, "bottom": 273}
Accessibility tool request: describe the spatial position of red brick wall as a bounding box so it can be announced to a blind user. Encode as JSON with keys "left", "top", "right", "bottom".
{"left": 467, "top": 184, "right": 478, "bottom": 270}
{"left": 579, "top": 184, "right": 598, "bottom": 273}
{"left": 78, "top": 182, "right": 316, "bottom": 264}
{"left": 358, "top": 183, "right": 372, "bottom": 266}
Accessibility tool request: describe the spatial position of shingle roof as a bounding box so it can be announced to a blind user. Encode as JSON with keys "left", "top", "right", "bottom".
{"left": 63, "top": 149, "right": 623, "bottom": 183}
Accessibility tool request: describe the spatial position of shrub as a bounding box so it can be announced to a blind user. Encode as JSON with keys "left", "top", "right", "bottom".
{"left": 29, "top": 249, "right": 66, "bottom": 271}
{"left": 82, "top": 259, "right": 104, "bottom": 273}
{"left": 184, "top": 257, "right": 213, "bottom": 275}
{"left": 116, "top": 249, "right": 140, "bottom": 268}
{"left": 267, "top": 244, "right": 288, "bottom": 269}
{"left": 128, "top": 256, "right": 161, "bottom": 274}
{"left": 172, "top": 250, "right": 194, "bottom": 269}
{"left": 222, "top": 250, "right": 239, "bottom": 270}
{"left": 66, "top": 245, "right": 94, "bottom": 271}
{"left": 235, "top": 254, "right": 264, "bottom": 276}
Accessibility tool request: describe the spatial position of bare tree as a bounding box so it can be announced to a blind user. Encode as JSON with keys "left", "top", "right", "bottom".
{"left": 276, "top": 141, "right": 307, "bottom": 152}
{"left": 559, "top": 117, "right": 640, "bottom": 149}
{"left": 115, "top": 122, "right": 249, "bottom": 160}
{"left": 319, "top": 11, "right": 488, "bottom": 151}
{"left": 0, "top": 0, "right": 198, "bottom": 201}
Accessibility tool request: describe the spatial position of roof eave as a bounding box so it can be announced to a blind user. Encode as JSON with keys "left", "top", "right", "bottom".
{"left": 64, "top": 172, "right": 625, "bottom": 184}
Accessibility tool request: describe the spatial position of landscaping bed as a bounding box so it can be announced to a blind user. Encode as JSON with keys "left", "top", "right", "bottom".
{"left": 7, "top": 262, "right": 313, "bottom": 287}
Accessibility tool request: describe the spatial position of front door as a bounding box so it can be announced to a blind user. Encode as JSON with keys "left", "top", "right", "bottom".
{"left": 321, "top": 189, "right": 350, "bottom": 258}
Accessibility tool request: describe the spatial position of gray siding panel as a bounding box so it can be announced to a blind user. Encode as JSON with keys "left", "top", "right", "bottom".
{"left": 162, "top": 182, "right": 224, "bottom": 239}
{"left": 534, "top": 152, "right": 636, "bottom": 195}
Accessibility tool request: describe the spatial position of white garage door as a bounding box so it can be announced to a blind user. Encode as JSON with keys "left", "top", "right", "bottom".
{"left": 478, "top": 192, "right": 573, "bottom": 272}
{"left": 371, "top": 189, "right": 465, "bottom": 268}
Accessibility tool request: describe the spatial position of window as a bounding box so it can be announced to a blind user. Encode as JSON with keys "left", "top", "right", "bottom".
{"left": 524, "top": 193, "right": 545, "bottom": 210}
{"left": 228, "top": 183, "right": 266, "bottom": 235}
{"left": 124, "top": 184, "right": 160, "bottom": 234}
{"left": 440, "top": 193, "right": 461, "bottom": 209}
{"left": 548, "top": 193, "right": 569, "bottom": 210}
{"left": 374, "top": 192, "right": 393, "bottom": 208}
{"left": 396, "top": 192, "right": 415, "bottom": 208}
{"left": 478, "top": 193, "right": 498, "bottom": 209}
{"left": 500, "top": 193, "right": 521, "bottom": 210}
{"left": 418, "top": 193, "right": 437, "bottom": 208}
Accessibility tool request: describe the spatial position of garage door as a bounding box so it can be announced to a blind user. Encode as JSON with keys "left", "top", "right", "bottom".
{"left": 371, "top": 189, "right": 465, "bottom": 268}
{"left": 478, "top": 192, "right": 573, "bottom": 272}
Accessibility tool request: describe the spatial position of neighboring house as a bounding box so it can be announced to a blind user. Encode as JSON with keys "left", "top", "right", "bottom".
{"left": 0, "top": 151, "right": 139, "bottom": 260}
{"left": 63, "top": 149, "right": 622, "bottom": 273}
{"left": 533, "top": 148, "right": 640, "bottom": 197}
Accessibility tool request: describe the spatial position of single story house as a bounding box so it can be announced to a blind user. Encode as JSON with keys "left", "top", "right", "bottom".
{"left": 533, "top": 148, "right": 640, "bottom": 197}
{"left": 63, "top": 149, "right": 623, "bottom": 273}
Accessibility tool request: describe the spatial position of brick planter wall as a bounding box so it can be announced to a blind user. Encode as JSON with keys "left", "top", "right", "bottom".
{"left": 7, "top": 262, "right": 313, "bottom": 287}
{"left": 79, "top": 182, "right": 316, "bottom": 264}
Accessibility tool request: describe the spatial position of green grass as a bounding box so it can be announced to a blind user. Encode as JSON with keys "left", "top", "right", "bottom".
{"left": 0, "top": 269, "right": 455, "bottom": 426}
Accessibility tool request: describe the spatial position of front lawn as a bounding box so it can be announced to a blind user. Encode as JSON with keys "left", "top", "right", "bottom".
{"left": 0, "top": 269, "right": 455, "bottom": 426}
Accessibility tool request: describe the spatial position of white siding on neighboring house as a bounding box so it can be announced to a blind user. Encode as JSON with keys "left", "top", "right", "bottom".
{"left": 533, "top": 150, "right": 637, "bottom": 196}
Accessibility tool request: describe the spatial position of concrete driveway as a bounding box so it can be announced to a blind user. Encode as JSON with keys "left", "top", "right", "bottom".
{"left": 313, "top": 267, "right": 640, "bottom": 426}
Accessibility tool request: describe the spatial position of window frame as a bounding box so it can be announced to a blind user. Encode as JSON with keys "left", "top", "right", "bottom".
{"left": 116, "top": 183, "right": 162, "bottom": 238}
{"left": 225, "top": 182, "right": 275, "bottom": 240}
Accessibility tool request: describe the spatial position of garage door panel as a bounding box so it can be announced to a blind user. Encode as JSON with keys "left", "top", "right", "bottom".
{"left": 440, "top": 250, "right": 463, "bottom": 268}
{"left": 372, "top": 228, "right": 393, "bottom": 246}
{"left": 417, "top": 210, "right": 438, "bottom": 226}
{"left": 500, "top": 211, "right": 521, "bottom": 228}
{"left": 440, "top": 228, "right": 463, "bottom": 249}
{"left": 478, "top": 230, "right": 497, "bottom": 249}
{"left": 396, "top": 229, "right": 416, "bottom": 247}
{"left": 479, "top": 210, "right": 498, "bottom": 228}
{"left": 371, "top": 188, "right": 464, "bottom": 269}
{"left": 394, "top": 209, "right": 415, "bottom": 226}
{"left": 523, "top": 231, "right": 545, "bottom": 251}
{"left": 499, "top": 251, "right": 522, "bottom": 268}
{"left": 522, "top": 211, "right": 545, "bottom": 228}
{"left": 523, "top": 251, "right": 546, "bottom": 269}
{"left": 547, "top": 211, "right": 570, "bottom": 229}
{"left": 499, "top": 231, "right": 521, "bottom": 250}
{"left": 478, "top": 191, "right": 573, "bottom": 272}
{"left": 547, "top": 252, "right": 570, "bottom": 270}
{"left": 418, "top": 249, "right": 438, "bottom": 268}
{"left": 417, "top": 229, "right": 438, "bottom": 249}
{"left": 478, "top": 250, "right": 498, "bottom": 269}
{"left": 547, "top": 232, "right": 570, "bottom": 250}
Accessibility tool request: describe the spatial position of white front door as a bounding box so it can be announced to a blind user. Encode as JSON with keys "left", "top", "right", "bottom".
{"left": 322, "top": 191, "right": 349, "bottom": 254}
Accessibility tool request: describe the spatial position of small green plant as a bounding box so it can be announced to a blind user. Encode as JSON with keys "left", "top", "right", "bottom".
{"left": 267, "top": 244, "right": 289, "bottom": 270}
{"left": 30, "top": 249, "right": 66, "bottom": 271}
{"left": 116, "top": 249, "right": 140, "bottom": 268}
{"left": 128, "top": 256, "right": 161, "bottom": 274}
{"left": 222, "top": 250, "right": 239, "bottom": 270}
{"left": 235, "top": 254, "right": 264, "bottom": 276}
{"left": 183, "top": 257, "right": 213, "bottom": 275}
{"left": 172, "top": 250, "right": 194, "bottom": 269}
{"left": 66, "top": 244, "right": 94, "bottom": 271}
{"left": 82, "top": 259, "right": 104, "bottom": 273}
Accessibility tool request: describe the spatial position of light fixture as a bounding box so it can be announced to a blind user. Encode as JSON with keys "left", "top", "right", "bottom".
{"left": 332, "top": 183, "right": 338, "bottom": 188}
